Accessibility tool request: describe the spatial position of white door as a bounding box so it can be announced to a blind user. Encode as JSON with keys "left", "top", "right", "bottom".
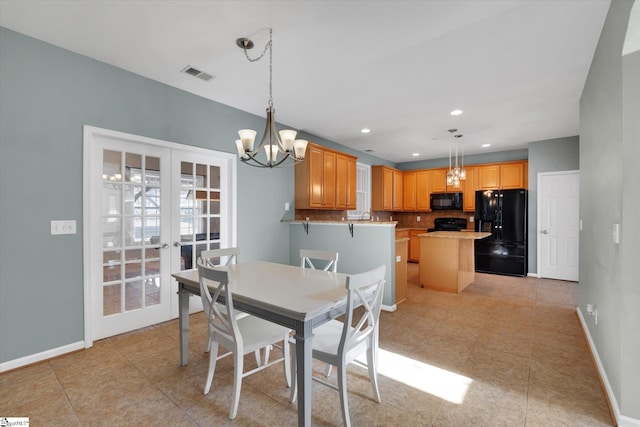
{"left": 538, "top": 171, "right": 580, "bottom": 281}
{"left": 170, "top": 150, "right": 236, "bottom": 317}
{"left": 83, "top": 126, "right": 236, "bottom": 344}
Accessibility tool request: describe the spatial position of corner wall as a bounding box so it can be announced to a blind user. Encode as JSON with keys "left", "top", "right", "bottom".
{"left": 579, "top": 0, "right": 639, "bottom": 421}
{"left": 527, "top": 136, "right": 579, "bottom": 275}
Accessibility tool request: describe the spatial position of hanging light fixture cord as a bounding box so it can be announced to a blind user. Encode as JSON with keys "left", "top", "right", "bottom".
{"left": 233, "top": 28, "right": 308, "bottom": 168}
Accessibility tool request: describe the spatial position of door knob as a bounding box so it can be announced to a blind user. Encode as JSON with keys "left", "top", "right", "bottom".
{"left": 174, "top": 242, "right": 182, "bottom": 247}
{"left": 541, "top": 229, "right": 548, "bottom": 234}
{"left": 161, "top": 243, "right": 169, "bottom": 249}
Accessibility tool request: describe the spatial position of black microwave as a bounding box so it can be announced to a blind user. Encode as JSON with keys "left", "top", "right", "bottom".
{"left": 430, "top": 192, "right": 463, "bottom": 210}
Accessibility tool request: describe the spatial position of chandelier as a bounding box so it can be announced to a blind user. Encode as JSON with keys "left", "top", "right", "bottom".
{"left": 233, "top": 28, "right": 308, "bottom": 168}
{"left": 446, "top": 129, "right": 466, "bottom": 188}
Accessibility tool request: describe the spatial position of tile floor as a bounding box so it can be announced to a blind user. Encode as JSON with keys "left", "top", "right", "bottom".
{"left": 0, "top": 264, "right": 613, "bottom": 426}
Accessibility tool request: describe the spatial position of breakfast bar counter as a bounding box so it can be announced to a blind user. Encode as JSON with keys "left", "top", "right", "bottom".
{"left": 418, "top": 231, "right": 491, "bottom": 293}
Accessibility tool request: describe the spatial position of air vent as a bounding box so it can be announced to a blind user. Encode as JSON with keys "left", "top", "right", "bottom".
{"left": 181, "top": 65, "right": 215, "bottom": 82}
{"left": 365, "top": 149, "right": 375, "bottom": 153}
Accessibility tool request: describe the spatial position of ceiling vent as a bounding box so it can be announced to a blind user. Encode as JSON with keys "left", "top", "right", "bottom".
{"left": 365, "top": 149, "right": 375, "bottom": 153}
{"left": 181, "top": 65, "right": 215, "bottom": 82}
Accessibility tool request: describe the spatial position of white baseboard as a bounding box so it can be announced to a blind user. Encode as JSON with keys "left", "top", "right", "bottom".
{"left": 382, "top": 303, "right": 397, "bottom": 312}
{"left": 527, "top": 272, "right": 539, "bottom": 278}
{"left": 577, "top": 307, "right": 640, "bottom": 427}
{"left": 0, "top": 341, "right": 85, "bottom": 373}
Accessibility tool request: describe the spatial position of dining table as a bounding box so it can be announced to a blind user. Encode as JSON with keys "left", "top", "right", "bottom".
{"left": 171, "top": 260, "right": 349, "bottom": 427}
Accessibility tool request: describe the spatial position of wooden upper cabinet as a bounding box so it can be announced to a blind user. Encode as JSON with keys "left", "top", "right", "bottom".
{"left": 431, "top": 168, "right": 448, "bottom": 193}
{"left": 416, "top": 170, "right": 431, "bottom": 211}
{"left": 462, "top": 166, "right": 478, "bottom": 212}
{"left": 392, "top": 169, "right": 403, "bottom": 211}
{"left": 335, "top": 154, "right": 347, "bottom": 209}
{"left": 346, "top": 156, "right": 357, "bottom": 210}
{"left": 335, "top": 154, "right": 357, "bottom": 210}
{"left": 372, "top": 166, "right": 403, "bottom": 211}
{"left": 403, "top": 171, "right": 417, "bottom": 211}
{"left": 294, "top": 142, "right": 357, "bottom": 210}
{"left": 478, "top": 164, "right": 501, "bottom": 190}
{"left": 500, "top": 162, "right": 525, "bottom": 189}
{"left": 478, "top": 161, "right": 527, "bottom": 190}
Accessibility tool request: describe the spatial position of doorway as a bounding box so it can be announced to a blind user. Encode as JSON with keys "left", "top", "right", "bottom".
{"left": 537, "top": 170, "right": 580, "bottom": 281}
{"left": 83, "top": 126, "right": 236, "bottom": 345}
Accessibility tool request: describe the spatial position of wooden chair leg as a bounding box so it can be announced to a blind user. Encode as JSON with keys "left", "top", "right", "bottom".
{"left": 366, "top": 347, "right": 381, "bottom": 402}
{"left": 283, "top": 338, "right": 291, "bottom": 388}
{"left": 289, "top": 342, "right": 297, "bottom": 403}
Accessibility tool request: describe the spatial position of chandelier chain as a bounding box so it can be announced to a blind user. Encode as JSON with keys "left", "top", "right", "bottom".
{"left": 241, "top": 29, "right": 274, "bottom": 107}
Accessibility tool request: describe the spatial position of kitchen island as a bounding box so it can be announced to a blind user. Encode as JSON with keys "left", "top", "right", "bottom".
{"left": 418, "top": 231, "right": 491, "bottom": 293}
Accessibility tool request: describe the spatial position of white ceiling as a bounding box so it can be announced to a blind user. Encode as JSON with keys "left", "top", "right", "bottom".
{"left": 0, "top": 0, "right": 610, "bottom": 163}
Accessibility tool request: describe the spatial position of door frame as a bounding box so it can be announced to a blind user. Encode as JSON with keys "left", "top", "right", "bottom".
{"left": 82, "top": 125, "right": 237, "bottom": 348}
{"left": 536, "top": 170, "right": 580, "bottom": 280}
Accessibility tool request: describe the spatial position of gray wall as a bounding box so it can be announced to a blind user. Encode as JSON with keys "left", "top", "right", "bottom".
{"left": 0, "top": 27, "right": 388, "bottom": 364}
{"left": 396, "top": 148, "right": 528, "bottom": 171}
{"left": 527, "top": 136, "right": 580, "bottom": 275}
{"left": 289, "top": 223, "right": 396, "bottom": 306}
{"left": 579, "top": 0, "right": 639, "bottom": 420}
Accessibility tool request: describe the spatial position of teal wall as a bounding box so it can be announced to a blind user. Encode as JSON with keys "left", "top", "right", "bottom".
{"left": 527, "top": 136, "right": 580, "bottom": 274}
{"left": 0, "top": 27, "right": 388, "bottom": 364}
{"left": 289, "top": 223, "right": 396, "bottom": 306}
{"left": 396, "top": 148, "right": 528, "bottom": 171}
{"left": 579, "top": 0, "right": 639, "bottom": 419}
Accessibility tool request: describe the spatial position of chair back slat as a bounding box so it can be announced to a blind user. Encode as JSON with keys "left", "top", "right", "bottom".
{"left": 339, "top": 265, "right": 385, "bottom": 356}
{"left": 197, "top": 261, "right": 242, "bottom": 348}
{"left": 200, "top": 247, "right": 239, "bottom": 268}
{"left": 299, "top": 249, "right": 339, "bottom": 272}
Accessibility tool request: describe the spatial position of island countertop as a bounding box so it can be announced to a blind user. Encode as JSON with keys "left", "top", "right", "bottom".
{"left": 418, "top": 231, "right": 491, "bottom": 240}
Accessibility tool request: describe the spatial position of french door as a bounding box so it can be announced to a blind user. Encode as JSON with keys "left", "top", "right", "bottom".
{"left": 83, "top": 126, "right": 235, "bottom": 344}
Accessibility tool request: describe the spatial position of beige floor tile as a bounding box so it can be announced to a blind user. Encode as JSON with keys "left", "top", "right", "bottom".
{"left": 0, "top": 266, "right": 614, "bottom": 426}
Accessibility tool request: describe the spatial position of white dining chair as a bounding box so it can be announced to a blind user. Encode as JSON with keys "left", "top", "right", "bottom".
{"left": 300, "top": 249, "right": 339, "bottom": 272}
{"left": 198, "top": 262, "right": 291, "bottom": 420}
{"left": 299, "top": 248, "right": 340, "bottom": 376}
{"left": 289, "top": 265, "right": 386, "bottom": 427}
{"left": 199, "top": 248, "right": 266, "bottom": 365}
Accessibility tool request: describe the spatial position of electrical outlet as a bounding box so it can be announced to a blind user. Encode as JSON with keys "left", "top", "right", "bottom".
{"left": 396, "top": 255, "right": 401, "bottom": 262}
{"left": 580, "top": 219, "right": 583, "bottom": 231}
{"left": 51, "top": 220, "right": 77, "bottom": 235}
{"left": 613, "top": 223, "right": 620, "bottom": 244}
{"left": 417, "top": 216, "right": 421, "bottom": 222}
{"left": 470, "top": 216, "right": 474, "bottom": 223}
{"left": 285, "top": 202, "right": 290, "bottom": 211}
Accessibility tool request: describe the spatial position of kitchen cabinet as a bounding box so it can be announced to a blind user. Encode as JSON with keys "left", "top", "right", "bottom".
{"left": 372, "top": 166, "right": 403, "bottom": 211}
{"left": 416, "top": 170, "right": 431, "bottom": 211}
{"left": 431, "top": 168, "right": 448, "bottom": 193}
{"left": 409, "top": 229, "right": 422, "bottom": 262}
{"left": 500, "top": 162, "right": 525, "bottom": 189}
{"left": 462, "top": 166, "right": 478, "bottom": 212}
{"left": 336, "top": 154, "right": 357, "bottom": 209}
{"left": 395, "top": 237, "right": 408, "bottom": 304}
{"left": 295, "top": 142, "right": 357, "bottom": 209}
{"left": 403, "top": 171, "right": 416, "bottom": 211}
{"left": 478, "top": 161, "right": 527, "bottom": 190}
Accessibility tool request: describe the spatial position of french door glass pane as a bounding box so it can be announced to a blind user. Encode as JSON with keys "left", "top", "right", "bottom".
{"left": 102, "top": 149, "right": 164, "bottom": 316}
{"left": 178, "top": 161, "right": 222, "bottom": 271}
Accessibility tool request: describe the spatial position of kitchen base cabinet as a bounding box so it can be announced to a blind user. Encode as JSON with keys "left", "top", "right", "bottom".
{"left": 395, "top": 237, "right": 408, "bottom": 304}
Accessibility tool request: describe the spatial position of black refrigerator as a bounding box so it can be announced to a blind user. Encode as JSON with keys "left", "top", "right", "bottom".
{"left": 474, "top": 189, "right": 527, "bottom": 276}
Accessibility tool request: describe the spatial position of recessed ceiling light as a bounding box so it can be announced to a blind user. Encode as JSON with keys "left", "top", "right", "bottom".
{"left": 361, "top": 128, "right": 371, "bottom": 134}
{"left": 412, "top": 153, "right": 420, "bottom": 157}
{"left": 482, "top": 143, "right": 491, "bottom": 148}
{"left": 450, "top": 109, "right": 463, "bottom": 116}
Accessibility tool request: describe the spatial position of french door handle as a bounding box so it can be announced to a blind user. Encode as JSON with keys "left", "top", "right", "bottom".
{"left": 161, "top": 243, "right": 169, "bottom": 249}
{"left": 541, "top": 229, "right": 548, "bottom": 234}
{"left": 174, "top": 242, "right": 183, "bottom": 247}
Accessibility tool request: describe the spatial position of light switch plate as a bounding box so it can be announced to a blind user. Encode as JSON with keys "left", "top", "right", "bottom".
{"left": 396, "top": 255, "right": 401, "bottom": 262}
{"left": 51, "top": 220, "right": 77, "bottom": 235}
{"left": 613, "top": 223, "right": 620, "bottom": 244}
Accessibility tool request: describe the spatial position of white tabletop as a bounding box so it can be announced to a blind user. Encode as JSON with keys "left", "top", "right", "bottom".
{"left": 172, "top": 261, "right": 349, "bottom": 321}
